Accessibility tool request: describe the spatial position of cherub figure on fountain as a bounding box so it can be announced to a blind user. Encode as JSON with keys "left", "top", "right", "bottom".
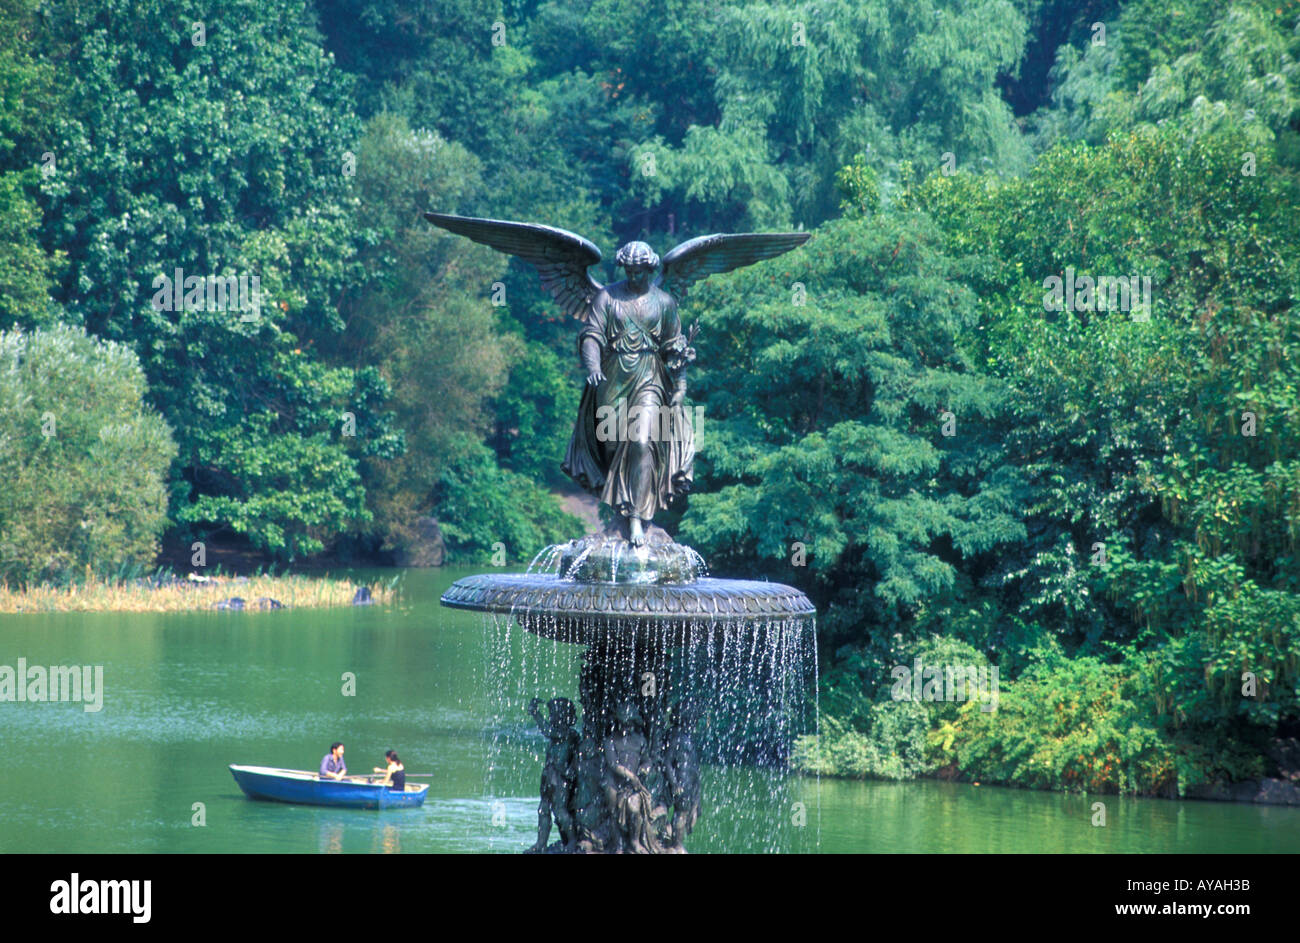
{"left": 602, "top": 700, "right": 674, "bottom": 853}
{"left": 526, "top": 696, "right": 580, "bottom": 853}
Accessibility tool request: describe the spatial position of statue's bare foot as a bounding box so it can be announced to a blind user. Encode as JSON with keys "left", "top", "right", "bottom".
{"left": 629, "top": 518, "right": 646, "bottom": 546}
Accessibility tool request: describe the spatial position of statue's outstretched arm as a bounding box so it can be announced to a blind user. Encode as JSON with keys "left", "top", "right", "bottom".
{"left": 528, "top": 697, "right": 546, "bottom": 731}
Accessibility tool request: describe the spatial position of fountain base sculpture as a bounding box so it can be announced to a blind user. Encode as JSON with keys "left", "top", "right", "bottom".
{"left": 442, "top": 520, "right": 816, "bottom": 854}
{"left": 526, "top": 640, "right": 694, "bottom": 854}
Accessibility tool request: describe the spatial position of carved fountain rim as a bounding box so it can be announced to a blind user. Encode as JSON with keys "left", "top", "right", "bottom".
{"left": 440, "top": 572, "right": 816, "bottom": 623}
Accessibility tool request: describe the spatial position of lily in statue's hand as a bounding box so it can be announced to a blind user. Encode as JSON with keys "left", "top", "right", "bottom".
{"left": 586, "top": 369, "right": 606, "bottom": 387}
{"left": 662, "top": 334, "right": 697, "bottom": 374}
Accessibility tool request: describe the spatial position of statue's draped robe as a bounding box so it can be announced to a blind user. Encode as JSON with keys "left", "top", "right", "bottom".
{"left": 563, "top": 286, "right": 694, "bottom": 521}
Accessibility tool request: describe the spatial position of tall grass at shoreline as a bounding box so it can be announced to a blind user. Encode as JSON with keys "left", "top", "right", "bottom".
{"left": 0, "top": 565, "right": 399, "bottom": 614}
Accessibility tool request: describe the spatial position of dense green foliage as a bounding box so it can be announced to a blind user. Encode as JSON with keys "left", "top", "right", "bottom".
{"left": 0, "top": 325, "right": 176, "bottom": 584}
{"left": 678, "top": 209, "right": 1027, "bottom": 646}
{"left": 4, "top": 0, "right": 1299, "bottom": 791}
{"left": 0, "top": 0, "right": 60, "bottom": 323}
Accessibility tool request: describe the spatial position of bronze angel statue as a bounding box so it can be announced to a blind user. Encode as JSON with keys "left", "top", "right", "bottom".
{"left": 425, "top": 213, "right": 809, "bottom": 546}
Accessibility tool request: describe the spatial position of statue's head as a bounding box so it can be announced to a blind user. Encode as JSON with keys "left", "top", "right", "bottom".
{"left": 616, "top": 241, "right": 659, "bottom": 269}
{"left": 616, "top": 241, "right": 658, "bottom": 291}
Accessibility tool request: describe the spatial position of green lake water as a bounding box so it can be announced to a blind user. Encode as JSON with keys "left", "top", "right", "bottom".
{"left": 1, "top": 566, "right": 1297, "bottom": 853}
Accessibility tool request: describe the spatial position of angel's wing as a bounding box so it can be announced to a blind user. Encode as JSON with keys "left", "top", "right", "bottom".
{"left": 658, "top": 232, "right": 810, "bottom": 303}
{"left": 424, "top": 212, "right": 603, "bottom": 320}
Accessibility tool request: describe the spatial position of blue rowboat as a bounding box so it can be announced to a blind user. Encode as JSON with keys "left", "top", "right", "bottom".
{"left": 229, "top": 765, "right": 428, "bottom": 809}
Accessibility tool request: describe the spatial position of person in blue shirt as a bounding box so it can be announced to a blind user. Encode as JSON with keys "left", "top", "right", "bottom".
{"left": 319, "top": 742, "right": 346, "bottom": 779}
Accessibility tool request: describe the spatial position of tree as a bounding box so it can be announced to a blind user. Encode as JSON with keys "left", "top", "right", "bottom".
{"left": 0, "top": 325, "right": 177, "bottom": 584}
{"left": 33, "top": 0, "right": 396, "bottom": 559}
{"left": 678, "top": 207, "right": 1027, "bottom": 648}
{"left": 914, "top": 121, "right": 1300, "bottom": 760}
{"left": 342, "top": 112, "right": 582, "bottom": 555}
{"left": 628, "top": 0, "right": 1034, "bottom": 234}
{"left": 1036, "top": 0, "right": 1300, "bottom": 161}
{"left": 0, "top": 0, "right": 61, "bottom": 325}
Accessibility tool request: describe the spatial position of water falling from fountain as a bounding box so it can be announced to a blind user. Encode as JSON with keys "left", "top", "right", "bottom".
{"left": 443, "top": 520, "right": 818, "bottom": 853}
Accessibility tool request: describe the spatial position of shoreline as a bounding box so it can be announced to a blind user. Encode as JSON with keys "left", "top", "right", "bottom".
{"left": 0, "top": 571, "right": 397, "bottom": 614}
{"left": 799, "top": 769, "right": 1300, "bottom": 807}
{"left": 797, "top": 747, "right": 1300, "bottom": 808}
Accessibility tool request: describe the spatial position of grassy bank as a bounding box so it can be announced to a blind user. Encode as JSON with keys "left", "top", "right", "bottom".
{"left": 0, "top": 570, "right": 398, "bottom": 614}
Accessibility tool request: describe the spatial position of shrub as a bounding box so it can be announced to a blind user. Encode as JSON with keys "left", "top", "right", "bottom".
{"left": 0, "top": 325, "right": 177, "bottom": 584}
{"left": 931, "top": 651, "right": 1181, "bottom": 795}
{"left": 433, "top": 436, "right": 581, "bottom": 565}
{"left": 794, "top": 700, "right": 933, "bottom": 780}
{"left": 796, "top": 635, "right": 993, "bottom": 780}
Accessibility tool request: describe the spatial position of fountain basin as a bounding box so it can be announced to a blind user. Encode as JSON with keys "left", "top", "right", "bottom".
{"left": 441, "top": 572, "right": 814, "bottom": 641}
{"left": 439, "top": 531, "right": 818, "bottom": 852}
